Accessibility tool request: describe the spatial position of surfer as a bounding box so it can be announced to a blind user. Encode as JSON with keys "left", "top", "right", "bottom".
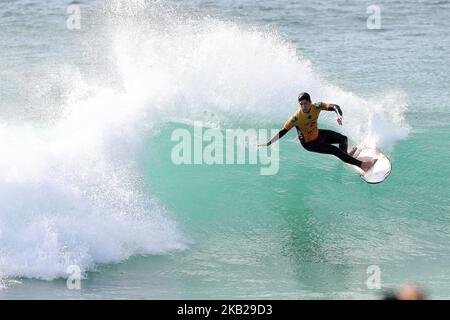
{"left": 258, "top": 92, "right": 377, "bottom": 172}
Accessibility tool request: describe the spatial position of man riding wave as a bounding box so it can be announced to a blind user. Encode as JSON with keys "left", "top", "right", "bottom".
{"left": 258, "top": 92, "right": 377, "bottom": 172}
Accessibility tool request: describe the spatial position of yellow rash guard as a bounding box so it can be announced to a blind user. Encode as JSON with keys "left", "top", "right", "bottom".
{"left": 283, "top": 101, "right": 329, "bottom": 143}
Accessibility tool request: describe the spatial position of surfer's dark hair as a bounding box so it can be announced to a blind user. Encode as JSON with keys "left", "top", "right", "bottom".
{"left": 298, "top": 92, "right": 311, "bottom": 102}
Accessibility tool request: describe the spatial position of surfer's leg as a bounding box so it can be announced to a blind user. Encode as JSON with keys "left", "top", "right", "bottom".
{"left": 360, "top": 158, "right": 378, "bottom": 171}
{"left": 302, "top": 140, "right": 362, "bottom": 167}
{"left": 318, "top": 129, "right": 348, "bottom": 153}
{"left": 348, "top": 146, "right": 358, "bottom": 157}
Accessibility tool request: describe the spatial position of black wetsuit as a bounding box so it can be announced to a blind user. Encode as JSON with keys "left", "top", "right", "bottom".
{"left": 301, "top": 129, "right": 362, "bottom": 167}
{"left": 271, "top": 103, "right": 363, "bottom": 167}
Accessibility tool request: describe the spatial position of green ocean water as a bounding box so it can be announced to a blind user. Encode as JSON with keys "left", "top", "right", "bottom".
{"left": 0, "top": 0, "right": 449, "bottom": 299}
{"left": 139, "top": 120, "right": 450, "bottom": 299}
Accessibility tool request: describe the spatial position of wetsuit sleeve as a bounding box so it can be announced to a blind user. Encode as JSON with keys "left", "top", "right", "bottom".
{"left": 265, "top": 128, "right": 289, "bottom": 146}
{"left": 315, "top": 101, "right": 330, "bottom": 110}
{"left": 328, "top": 104, "right": 343, "bottom": 116}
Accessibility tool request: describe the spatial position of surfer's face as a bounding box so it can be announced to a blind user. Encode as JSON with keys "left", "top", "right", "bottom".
{"left": 299, "top": 99, "right": 311, "bottom": 111}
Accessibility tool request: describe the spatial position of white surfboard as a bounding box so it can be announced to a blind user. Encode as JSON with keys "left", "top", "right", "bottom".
{"left": 350, "top": 146, "right": 392, "bottom": 184}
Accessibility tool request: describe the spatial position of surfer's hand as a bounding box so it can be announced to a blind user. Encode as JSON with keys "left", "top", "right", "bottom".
{"left": 258, "top": 142, "right": 270, "bottom": 147}
{"left": 337, "top": 116, "right": 343, "bottom": 125}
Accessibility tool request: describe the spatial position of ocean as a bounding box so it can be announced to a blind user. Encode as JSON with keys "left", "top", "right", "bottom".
{"left": 0, "top": 0, "right": 449, "bottom": 299}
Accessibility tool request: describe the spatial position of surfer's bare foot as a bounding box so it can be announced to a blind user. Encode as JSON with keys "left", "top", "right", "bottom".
{"left": 360, "top": 158, "right": 378, "bottom": 172}
{"left": 348, "top": 147, "right": 358, "bottom": 157}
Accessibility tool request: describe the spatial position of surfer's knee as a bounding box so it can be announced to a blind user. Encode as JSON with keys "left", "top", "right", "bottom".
{"left": 340, "top": 135, "right": 348, "bottom": 152}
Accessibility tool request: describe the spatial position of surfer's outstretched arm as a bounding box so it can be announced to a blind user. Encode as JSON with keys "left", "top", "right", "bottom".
{"left": 327, "top": 104, "right": 343, "bottom": 116}
{"left": 258, "top": 128, "right": 289, "bottom": 147}
{"left": 326, "top": 104, "right": 344, "bottom": 125}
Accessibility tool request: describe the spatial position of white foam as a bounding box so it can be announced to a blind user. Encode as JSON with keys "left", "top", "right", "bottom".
{"left": 106, "top": 6, "right": 409, "bottom": 148}
{"left": 0, "top": 64, "right": 188, "bottom": 282}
